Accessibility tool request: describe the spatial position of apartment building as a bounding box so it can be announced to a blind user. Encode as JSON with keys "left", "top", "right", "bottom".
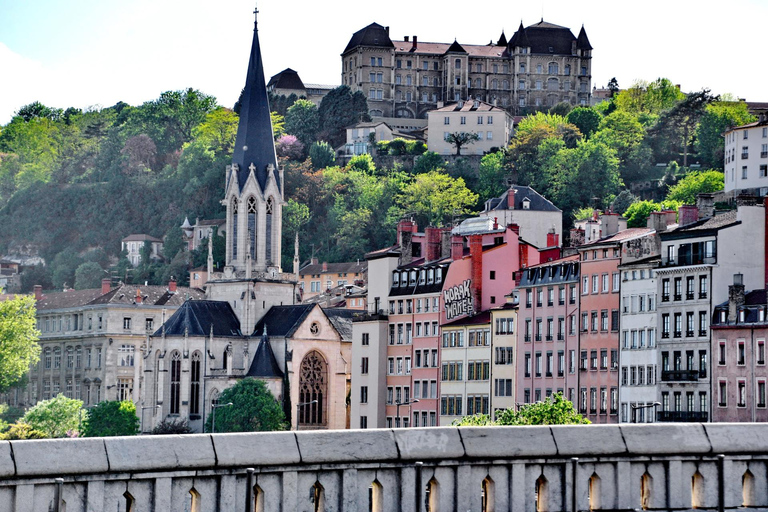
{"left": 426, "top": 100, "right": 514, "bottom": 155}
{"left": 723, "top": 114, "right": 768, "bottom": 198}
{"left": 516, "top": 256, "right": 580, "bottom": 407}
{"left": 491, "top": 300, "right": 518, "bottom": 414}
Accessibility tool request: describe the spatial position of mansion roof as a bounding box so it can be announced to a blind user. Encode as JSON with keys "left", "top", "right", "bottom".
{"left": 37, "top": 284, "right": 204, "bottom": 311}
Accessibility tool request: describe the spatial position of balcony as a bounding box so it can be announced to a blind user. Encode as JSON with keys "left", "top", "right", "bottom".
{"left": 699, "top": 330, "right": 708, "bottom": 337}
{"left": 686, "top": 293, "right": 695, "bottom": 300}
{"left": 674, "top": 331, "right": 682, "bottom": 338}
{"left": 657, "top": 411, "right": 708, "bottom": 422}
{"left": 546, "top": 335, "right": 553, "bottom": 341}
{"left": 661, "top": 369, "right": 699, "bottom": 382}
{"left": 524, "top": 335, "right": 531, "bottom": 342}
{"left": 662, "top": 294, "right": 670, "bottom": 302}
{"left": 674, "top": 294, "right": 682, "bottom": 301}
{"left": 686, "top": 330, "right": 695, "bottom": 337}
{"left": 535, "top": 335, "right": 542, "bottom": 341}
{"left": 557, "top": 334, "right": 564, "bottom": 341}
{"left": 699, "top": 292, "right": 708, "bottom": 300}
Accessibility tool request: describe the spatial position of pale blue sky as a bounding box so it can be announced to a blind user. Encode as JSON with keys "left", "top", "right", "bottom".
{"left": 1, "top": 0, "right": 766, "bottom": 124}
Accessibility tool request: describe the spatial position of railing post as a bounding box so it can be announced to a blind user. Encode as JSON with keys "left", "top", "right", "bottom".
{"left": 415, "top": 461, "right": 423, "bottom": 512}
{"left": 718, "top": 454, "right": 725, "bottom": 512}
{"left": 53, "top": 478, "right": 64, "bottom": 512}
{"left": 245, "top": 468, "right": 255, "bottom": 512}
{"left": 571, "top": 458, "right": 578, "bottom": 512}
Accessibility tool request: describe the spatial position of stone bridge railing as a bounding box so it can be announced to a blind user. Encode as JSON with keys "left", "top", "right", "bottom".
{"left": 2, "top": 423, "right": 768, "bottom": 511}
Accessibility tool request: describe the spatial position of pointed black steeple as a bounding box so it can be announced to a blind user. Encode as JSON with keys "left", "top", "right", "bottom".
{"left": 232, "top": 8, "right": 279, "bottom": 193}
{"left": 576, "top": 25, "right": 593, "bottom": 50}
{"left": 445, "top": 39, "right": 467, "bottom": 54}
{"left": 496, "top": 31, "right": 507, "bottom": 47}
{"left": 246, "top": 329, "right": 284, "bottom": 378}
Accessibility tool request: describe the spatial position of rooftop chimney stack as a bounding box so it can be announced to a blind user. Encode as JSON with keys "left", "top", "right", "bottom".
{"left": 678, "top": 205, "right": 699, "bottom": 227}
{"left": 34, "top": 285, "right": 42, "bottom": 301}
{"left": 469, "top": 234, "right": 483, "bottom": 310}
{"left": 101, "top": 278, "right": 112, "bottom": 295}
{"left": 425, "top": 227, "right": 441, "bottom": 262}
{"left": 728, "top": 273, "right": 746, "bottom": 323}
{"left": 169, "top": 278, "right": 177, "bottom": 293}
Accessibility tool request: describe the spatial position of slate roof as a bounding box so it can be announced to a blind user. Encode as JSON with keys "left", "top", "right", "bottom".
{"left": 154, "top": 300, "right": 242, "bottom": 337}
{"left": 231, "top": 15, "right": 280, "bottom": 194}
{"left": 122, "top": 234, "right": 162, "bottom": 242}
{"left": 576, "top": 26, "right": 593, "bottom": 50}
{"left": 579, "top": 228, "right": 654, "bottom": 248}
{"left": 365, "top": 244, "right": 401, "bottom": 260}
{"left": 324, "top": 308, "right": 357, "bottom": 341}
{"left": 442, "top": 310, "right": 492, "bottom": 328}
{"left": 509, "top": 20, "right": 578, "bottom": 55}
{"left": 36, "top": 284, "right": 205, "bottom": 311}
{"left": 661, "top": 210, "right": 740, "bottom": 239}
{"left": 246, "top": 333, "right": 283, "bottom": 378}
{"left": 432, "top": 100, "right": 507, "bottom": 113}
{"left": 713, "top": 289, "right": 768, "bottom": 326}
{"left": 518, "top": 255, "right": 580, "bottom": 288}
{"left": 445, "top": 40, "right": 467, "bottom": 54}
{"left": 344, "top": 23, "right": 394, "bottom": 53}
{"left": 267, "top": 68, "right": 305, "bottom": 91}
{"left": 484, "top": 185, "right": 561, "bottom": 213}
{"left": 496, "top": 31, "right": 508, "bottom": 47}
{"left": 391, "top": 40, "right": 508, "bottom": 58}
{"left": 252, "top": 304, "right": 315, "bottom": 337}
{"left": 389, "top": 263, "right": 450, "bottom": 297}
{"left": 299, "top": 261, "right": 367, "bottom": 276}
{"left": 196, "top": 219, "right": 225, "bottom": 227}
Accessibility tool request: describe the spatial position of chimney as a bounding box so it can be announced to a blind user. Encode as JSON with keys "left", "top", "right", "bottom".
{"left": 508, "top": 223, "right": 520, "bottom": 235}
{"left": 404, "top": 36, "right": 409, "bottom": 42}
{"left": 385, "top": 26, "right": 389, "bottom": 35}
{"left": 412, "top": 35, "right": 418, "bottom": 49}
{"left": 311, "top": 257, "right": 319, "bottom": 265}
{"left": 509, "top": 187, "right": 517, "bottom": 209}
{"left": 169, "top": 278, "right": 177, "bottom": 293}
{"left": 101, "top": 278, "right": 112, "bottom": 295}
{"left": 441, "top": 228, "right": 452, "bottom": 259}
{"left": 136, "top": 289, "right": 143, "bottom": 304}
{"left": 398, "top": 219, "right": 414, "bottom": 265}
{"left": 678, "top": 205, "right": 699, "bottom": 227}
{"left": 425, "top": 227, "right": 441, "bottom": 262}
{"left": 697, "top": 193, "right": 715, "bottom": 219}
{"left": 647, "top": 211, "right": 668, "bottom": 233}
{"left": 451, "top": 235, "right": 464, "bottom": 261}
{"left": 469, "top": 234, "right": 483, "bottom": 310}
{"left": 34, "top": 285, "right": 42, "bottom": 301}
{"left": 322, "top": 262, "right": 328, "bottom": 272}
{"left": 493, "top": 217, "right": 499, "bottom": 230}
{"left": 601, "top": 213, "right": 619, "bottom": 237}
{"left": 728, "top": 273, "right": 746, "bottom": 323}
{"left": 546, "top": 228, "right": 559, "bottom": 248}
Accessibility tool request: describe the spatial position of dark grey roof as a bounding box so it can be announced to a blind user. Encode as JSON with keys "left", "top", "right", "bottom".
{"left": 154, "top": 300, "right": 242, "bottom": 337}
{"left": 518, "top": 258, "right": 580, "bottom": 288}
{"left": 389, "top": 263, "right": 450, "bottom": 297}
{"left": 246, "top": 333, "right": 283, "bottom": 378}
{"left": 660, "top": 210, "right": 739, "bottom": 240}
{"left": 511, "top": 20, "right": 577, "bottom": 54}
{"left": 344, "top": 23, "right": 394, "bottom": 53}
{"left": 252, "top": 304, "right": 315, "bottom": 337}
{"left": 485, "top": 185, "right": 561, "bottom": 213}
{"left": 231, "top": 16, "right": 280, "bottom": 194}
{"left": 713, "top": 290, "right": 768, "bottom": 326}
{"left": 496, "top": 31, "right": 508, "bottom": 47}
{"left": 576, "top": 26, "right": 592, "bottom": 50}
{"left": 267, "top": 68, "right": 305, "bottom": 91}
{"left": 445, "top": 40, "right": 467, "bottom": 54}
{"left": 299, "top": 261, "right": 367, "bottom": 276}
{"left": 36, "top": 284, "right": 205, "bottom": 311}
{"left": 324, "top": 308, "right": 356, "bottom": 341}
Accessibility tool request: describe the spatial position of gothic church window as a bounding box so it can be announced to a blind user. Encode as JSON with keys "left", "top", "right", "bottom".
{"left": 231, "top": 197, "right": 239, "bottom": 260}
{"left": 170, "top": 351, "right": 181, "bottom": 415}
{"left": 299, "top": 351, "right": 328, "bottom": 427}
{"left": 247, "top": 196, "right": 257, "bottom": 260}
{"left": 266, "top": 197, "right": 274, "bottom": 264}
{"left": 190, "top": 352, "right": 201, "bottom": 416}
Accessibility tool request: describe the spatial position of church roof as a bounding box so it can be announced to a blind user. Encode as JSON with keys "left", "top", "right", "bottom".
{"left": 324, "top": 308, "right": 357, "bottom": 341}
{"left": 252, "top": 304, "right": 315, "bottom": 337}
{"left": 154, "top": 300, "right": 242, "bottom": 337}
{"left": 246, "top": 332, "right": 283, "bottom": 378}
{"left": 231, "top": 13, "right": 280, "bottom": 194}
{"left": 344, "top": 23, "right": 394, "bottom": 53}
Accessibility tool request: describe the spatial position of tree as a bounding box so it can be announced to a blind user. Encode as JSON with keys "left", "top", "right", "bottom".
{"left": 284, "top": 99, "right": 319, "bottom": 151}
{"left": 15, "top": 101, "right": 63, "bottom": 122}
{"left": 696, "top": 101, "right": 755, "bottom": 169}
{"left": 607, "top": 77, "right": 620, "bottom": 97}
{"left": 413, "top": 151, "right": 445, "bottom": 174}
{"left": 151, "top": 418, "right": 193, "bottom": 435}
{"left": 203, "top": 378, "right": 286, "bottom": 433}
{"left": 318, "top": 86, "right": 370, "bottom": 148}
{"left": 398, "top": 171, "right": 478, "bottom": 227}
{"left": 74, "top": 261, "right": 105, "bottom": 290}
{"left": 0, "top": 422, "right": 46, "bottom": 440}
{"left": 347, "top": 154, "right": 376, "bottom": 174}
{"left": 270, "top": 111, "right": 285, "bottom": 139}
{"left": 611, "top": 190, "right": 637, "bottom": 215}
{"left": 120, "top": 134, "right": 157, "bottom": 174}
{"left": 275, "top": 134, "right": 305, "bottom": 160}
{"left": 163, "top": 225, "right": 186, "bottom": 261}
{"left": 566, "top": 107, "right": 601, "bottom": 139}
{"left": 647, "top": 89, "right": 716, "bottom": 166}
{"left": 453, "top": 393, "right": 589, "bottom": 426}
{"left": 476, "top": 151, "right": 508, "bottom": 201}
{"left": 623, "top": 199, "right": 682, "bottom": 228}
{"left": 22, "top": 394, "right": 83, "bottom": 438}
{"left": 444, "top": 132, "right": 480, "bottom": 156}
{"left": 666, "top": 170, "right": 724, "bottom": 204}
{"left": 0, "top": 295, "right": 41, "bottom": 391}
{"left": 81, "top": 400, "right": 139, "bottom": 437}
{"left": 308, "top": 141, "right": 336, "bottom": 170}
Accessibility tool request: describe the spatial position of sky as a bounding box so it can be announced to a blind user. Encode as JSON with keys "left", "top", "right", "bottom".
{"left": 1, "top": 0, "right": 767, "bottom": 125}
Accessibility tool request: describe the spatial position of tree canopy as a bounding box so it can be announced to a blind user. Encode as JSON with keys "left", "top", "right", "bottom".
{"left": 666, "top": 170, "right": 724, "bottom": 204}
{"left": 81, "top": 400, "right": 139, "bottom": 437}
{"left": 203, "top": 378, "right": 286, "bottom": 433}
{"left": 22, "top": 394, "right": 83, "bottom": 438}
{"left": 0, "top": 295, "right": 41, "bottom": 391}
{"left": 454, "top": 393, "right": 590, "bottom": 426}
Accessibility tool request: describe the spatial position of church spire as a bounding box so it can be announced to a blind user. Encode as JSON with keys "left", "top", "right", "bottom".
{"left": 232, "top": 5, "right": 279, "bottom": 194}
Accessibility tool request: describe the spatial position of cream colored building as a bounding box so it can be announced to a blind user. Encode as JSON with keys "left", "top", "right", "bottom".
{"left": 121, "top": 234, "right": 163, "bottom": 267}
{"left": 427, "top": 100, "right": 514, "bottom": 155}
{"left": 491, "top": 301, "right": 517, "bottom": 415}
{"left": 342, "top": 21, "right": 593, "bottom": 119}
{"left": 723, "top": 115, "right": 768, "bottom": 197}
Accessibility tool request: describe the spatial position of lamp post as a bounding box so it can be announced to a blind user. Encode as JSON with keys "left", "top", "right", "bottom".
{"left": 140, "top": 405, "right": 161, "bottom": 434}
{"left": 631, "top": 402, "right": 661, "bottom": 423}
{"left": 211, "top": 402, "right": 233, "bottom": 433}
{"left": 296, "top": 400, "right": 318, "bottom": 431}
{"left": 394, "top": 399, "right": 419, "bottom": 428}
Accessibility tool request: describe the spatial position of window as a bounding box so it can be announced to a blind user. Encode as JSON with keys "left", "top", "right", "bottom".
{"left": 719, "top": 380, "right": 727, "bottom": 407}
{"left": 758, "top": 340, "right": 765, "bottom": 365}
{"left": 758, "top": 379, "right": 767, "bottom": 409}
{"left": 118, "top": 345, "right": 135, "bottom": 367}
{"left": 123, "top": 317, "right": 132, "bottom": 330}
{"left": 718, "top": 341, "right": 726, "bottom": 365}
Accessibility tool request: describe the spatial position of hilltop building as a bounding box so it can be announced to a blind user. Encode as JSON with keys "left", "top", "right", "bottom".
{"left": 342, "top": 20, "right": 593, "bottom": 119}
{"left": 121, "top": 234, "right": 164, "bottom": 267}
{"left": 723, "top": 114, "right": 768, "bottom": 198}
{"left": 426, "top": 100, "right": 514, "bottom": 155}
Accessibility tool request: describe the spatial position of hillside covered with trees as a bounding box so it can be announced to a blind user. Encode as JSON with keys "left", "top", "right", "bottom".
{"left": 0, "top": 78, "right": 751, "bottom": 292}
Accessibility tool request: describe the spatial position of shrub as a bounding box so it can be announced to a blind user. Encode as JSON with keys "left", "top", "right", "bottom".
{"left": 151, "top": 418, "right": 193, "bottom": 435}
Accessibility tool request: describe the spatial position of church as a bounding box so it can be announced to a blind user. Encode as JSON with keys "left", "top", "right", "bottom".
{"left": 141, "top": 11, "right": 352, "bottom": 433}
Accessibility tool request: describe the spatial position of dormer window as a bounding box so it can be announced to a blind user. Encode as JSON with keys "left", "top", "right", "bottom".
{"left": 419, "top": 270, "right": 426, "bottom": 285}
{"left": 740, "top": 310, "right": 746, "bottom": 323}
{"left": 761, "top": 308, "right": 766, "bottom": 322}
{"left": 393, "top": 272, "right": 400, "bottom": 287}
{"left": 436, "top": 268, "right": 443, "bottom": 284}
{"left": 409, "top": 271, "right": 417, "bottom": 286}
{"left": 720, "top": 311, "right": 727, "bottom": 323}
{"left": 401, "top": 271, "right": 408, "bottom": 285}
{"left": 522, "top": 198, "right": 531, "bottom": 210}
{"left": 428, "top": 269, "right": 435, "bottom": 284}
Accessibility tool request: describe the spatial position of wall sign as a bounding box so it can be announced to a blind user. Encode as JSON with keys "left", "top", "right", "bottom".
{"left": 444, "top": 279, "right": 473, "bottom": 320}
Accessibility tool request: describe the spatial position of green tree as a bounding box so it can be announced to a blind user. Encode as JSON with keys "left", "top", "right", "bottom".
{"left": 566, "top": 107, "right": 602, "bottom": 139}
{"left": 398, "top": 171, "right": 478, "bottom": 227}
{"left": 270, "top": 111, "right": 285, "bottom": 139}
{"left": 192, "top": 107, "right": 239, "bottom": 157}
{"left": 308, "top": 141, "right": 336, "bottom": 170}
{"left": 22, "top": 394, "right": 83, "bottom": 438}
{"left": 607, "top": 77, "right": 620, "bottom": 97}
{"left": 0, "top": 422, "right": 46, "bottom": 440}
{"left": 151, "top": 418, "right": 193, "bottom": 435}
{"left": 387, "top": 138, "right": 407, "bottom": 156}
{"left": 50, "top": 248, "right": 85, "bottom": 289}
{"left": 347, "top": 153, "right": 376, "bottom": 174}
{"left": 623, "top": 199, "right": 682, "bottom": 228}
{"left": 74, "top": 261, "right": 105, "bottom": 290}
{"left": 666, "top": 170, "right": 724, "bottom": 204}
{"left": 203, "top": 378, "right": 286, "bottom": 433}
{"left": 444, "top": 132, "right": 480, "bottom": 156}
{"left": 611, "top": 190, "right": 637, "bottom": 215}
{"left": 476, "top": 151, "right": 508, "bottom": 201}
{"left": 0, "top": 295, "right": 41, "bottom": 391}
{"left": 15, "top": 101, "right": 63, "bottom": 122}
{"left": 81, "top": 401, "right": 139, "bottom": 437}
{"left": 284, "top": 99, "right": 319, "bottom": 151}
{"left": 647, "top": 89, "right": 715, "bottom": 166}
{"left": 696, "top": 101, "right": 756, "bottom": 169}
{"left": 317, "top": 86, "right": 370, "bottom": 148}
{"left": 413, "top": 151, "right": 444, "bottom": 174}
{"left": 163, "top": 225, "right": 186, "bottom": 261}
{"left": 453, "top": 393, "right": 589, "bottom": 426}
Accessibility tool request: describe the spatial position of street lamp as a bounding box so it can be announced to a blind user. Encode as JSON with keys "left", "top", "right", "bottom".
{"left": 211, "top": 402, "right": 233, "bottom": 433}
{"left": 296, "top": 400, "right": 318, "bottom": 431}
{"left": 140, "top": 405, "right": 161, "bottom": 433}
{"left": 394, "top": 399, "right": 419, "bottom": 428}
{"left": 631, "top": 402, "right": 661, "bottom": 423}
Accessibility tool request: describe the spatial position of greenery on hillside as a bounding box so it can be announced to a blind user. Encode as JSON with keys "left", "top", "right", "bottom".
{"left": 0, "top": 78, "right": 748, "bottom": 292}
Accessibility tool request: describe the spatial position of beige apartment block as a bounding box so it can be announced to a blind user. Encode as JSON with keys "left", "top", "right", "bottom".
{"left": 427, "top": 100, "right": 514, "bottom": 155}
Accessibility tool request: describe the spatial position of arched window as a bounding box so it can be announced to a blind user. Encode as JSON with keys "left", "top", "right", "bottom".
{"left": 455, "top": 58, "right": 461, "bottom": 69}
{"left": 564, "top": 64, "right": 571, "bottom": 76}
{"left": 491, "top": 79, "right": 498, "bottom": 90}
{"left": 520, "top": 63, "right": 526, "bottom": 73}
{"left": 265, "top": 197, "right": 274, "bottom": 264}
{"left": 299, "top": 351, "right": 327, "bottom": 427}
{"left": 502, "top": 80, "right": 509, "bottom": 90}
{"left": 231, "top": 197, "right": 239, "bottom": 260}
{"left": 547, "top": 78, "right": 558, "bottom": 91}
{"left": 247, "top": 196, "right": 257, "bottom": 260}
{"left": 482, "top": 476, "right": 495, "bottom": 512}
{"left": 44, "top": 347, "right": 51, "bottom": 369}
{"left": 190, "top": 352, "right": 201, "bottom": 416}
{"left": 548, "top": 62, "right": 559, "bottom": 74}
{"left": 170, "top": 351, "right": 181, "bottom": 414}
